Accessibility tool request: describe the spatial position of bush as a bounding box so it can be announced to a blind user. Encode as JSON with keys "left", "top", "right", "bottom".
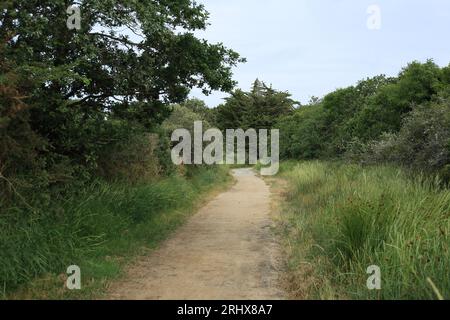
{"left": 367, "top": 98, "right": 450, "bottom": 179}
{"left": 97, "top": 133, "right": 162, "bottom": 183}
{"left": 276, "top": 105, "right": 326, "bottom": 159}
{"left": 351, "top": 60, "right": 443, "bottom": 141}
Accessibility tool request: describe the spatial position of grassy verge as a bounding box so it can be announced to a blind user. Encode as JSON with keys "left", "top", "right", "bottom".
{"left": 1, "top": 166, "right": 231, "bottom": 299}
{"left": 275, "top": 161, "right": 449, "bottom": 300}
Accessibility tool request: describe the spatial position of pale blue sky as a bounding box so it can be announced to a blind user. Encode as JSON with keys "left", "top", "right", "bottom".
{"left": 189, "top": 0, "right": 450, "bottom": 107}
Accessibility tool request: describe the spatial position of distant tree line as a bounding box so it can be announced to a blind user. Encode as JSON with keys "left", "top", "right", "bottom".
{"left": 206, "top": 61, "right": 450, "bottom": 181}
{"left": 276, "top": 60, "right": 450, "bottom": 180}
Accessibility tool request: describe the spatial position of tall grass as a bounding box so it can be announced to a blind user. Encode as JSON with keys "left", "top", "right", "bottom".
{"left": 0, "top": 166, "right": 230, "bottom": 299}
{"left": 279, "top": 161, "right": 449, "bottom": 300}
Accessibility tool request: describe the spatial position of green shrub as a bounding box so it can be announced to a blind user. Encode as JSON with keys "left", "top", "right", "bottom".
{"left": 97, "top": 133, "right": 162, "bottom": 183}
{"left": 367, "top": 98, "right": 450, "bottom": 179}
{"left": 351, "top": 60, "right": 443, "bottom": 142}
{"left": 276, "top": 106, "right": 326, "bottom": 159}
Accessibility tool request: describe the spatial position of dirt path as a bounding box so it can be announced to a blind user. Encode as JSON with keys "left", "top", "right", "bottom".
{"left": 107, "top": 168, "right": 284, "bottom": 300}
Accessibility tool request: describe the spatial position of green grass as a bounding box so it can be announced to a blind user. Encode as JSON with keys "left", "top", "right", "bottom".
{"left": 277, "top": 161, "right": 449, "bottom": 300}
{"left": 0, "top": 166, "right": 231, "bottom": 299}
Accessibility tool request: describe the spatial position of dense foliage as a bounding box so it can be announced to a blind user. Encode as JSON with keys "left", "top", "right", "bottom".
{"left": 1, "top": 1, "right": 242, "bottom": 294}
{"left": 365, "top": 98, "right": 450, "bottom": 179}
{"left": 0, "top": 0, "right": 243, "bottom": 203}
{"left": 276, "top": 60, "right": 450, "bottom": 179}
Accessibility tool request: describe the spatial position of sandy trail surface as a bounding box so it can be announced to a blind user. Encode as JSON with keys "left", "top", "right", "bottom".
{"left": 107, "top": 168, "right": 284, "bottom": 300}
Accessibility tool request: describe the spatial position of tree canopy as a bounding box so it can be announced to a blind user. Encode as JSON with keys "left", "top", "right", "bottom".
{"left": 215, "top": 79, "right": 298, "bottom": 130}
{"left": 0, "top": 0, "right": 244, "bottom": 189}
